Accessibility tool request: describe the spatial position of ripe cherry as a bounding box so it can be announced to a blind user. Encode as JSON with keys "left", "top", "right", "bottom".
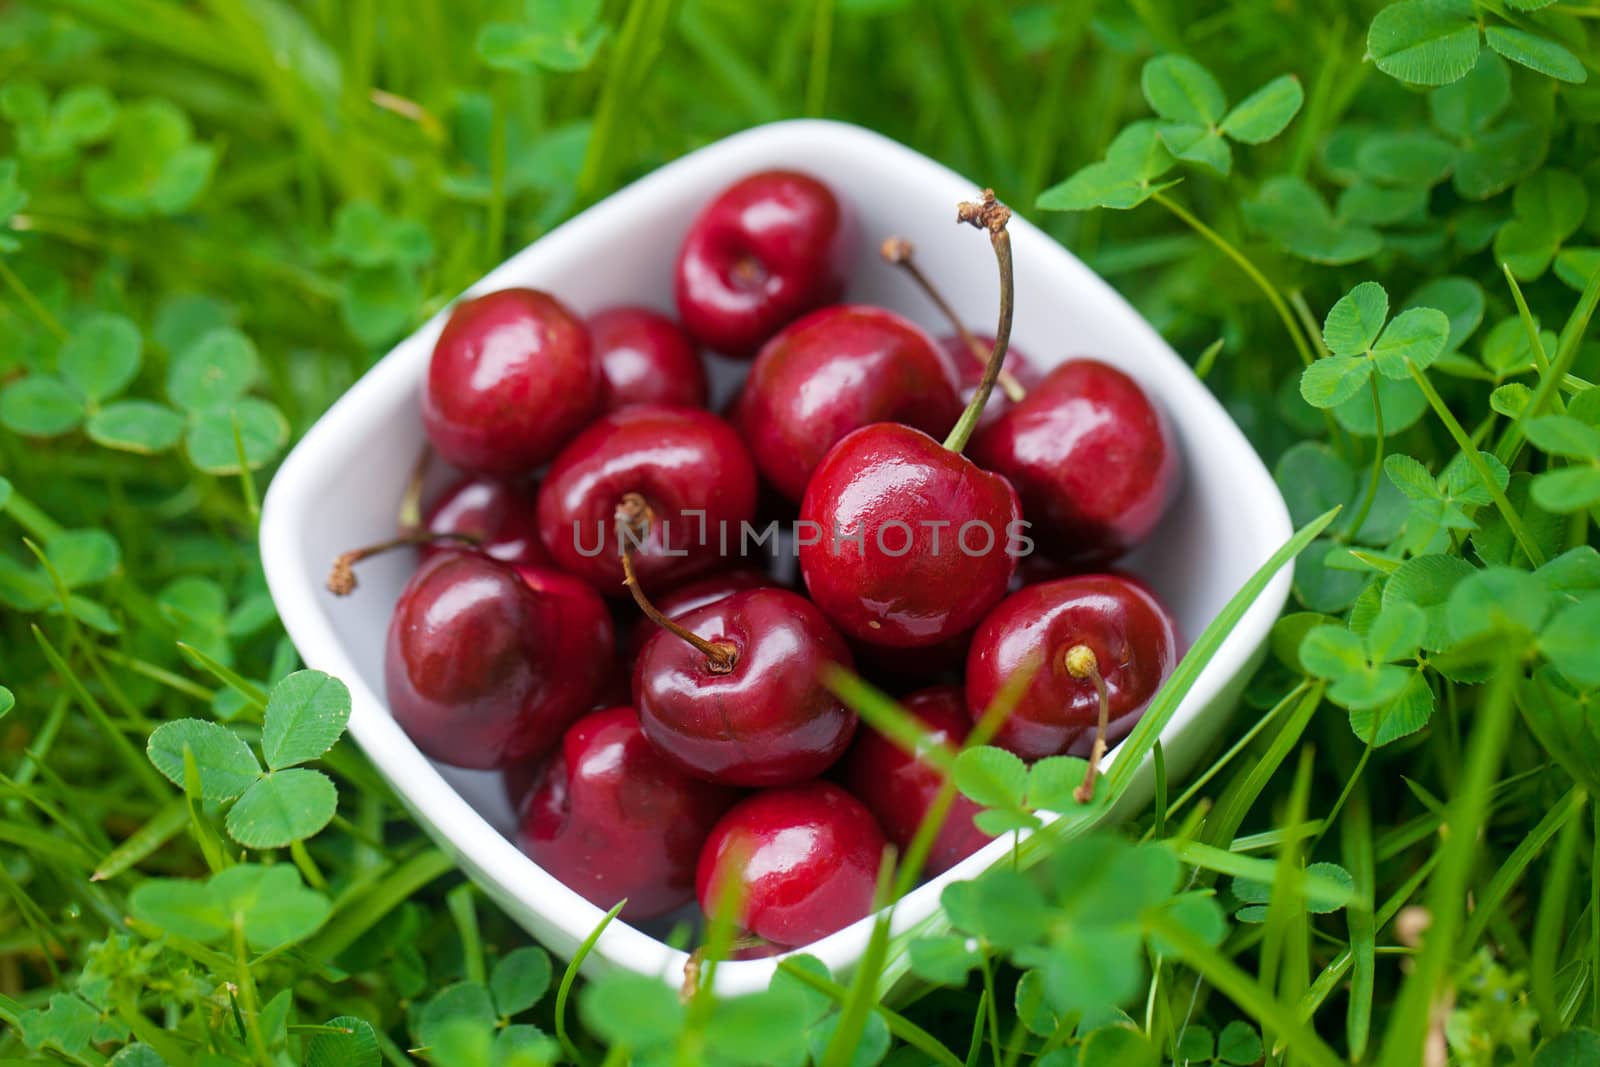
{"left": 966, "top": 574, "right": 1178, "bottom": 779}
{"left": 730, "top": 305, "right": 964, "bottom": 501}
{"left": 971, "top": 359, "right": 1178, "bottom": 565}
{"left": 625, "top": 567, "right": 776, "bottom": 662}
{"left": 798, "top": 193, "right": 1023, "bottom": 649}
{"left": 842, "top": 686, "right": 992, "bottom": 876}
{"left": 587, "top": 306, "right": 709, "bottom": 412}
{"left": 536, "top": 405, "right": 759, "bottom": 593}
{"left": 675, "top": 170, "right": 853, "bottom": 358}
{"left": 696, "top": 781, "right": 886, "bottom": 947}
{"left": 423, "top": 288, "right": 600, "bottom": 477}
{"left": 517, "top": 707, "right": 737, "bottom": 920}
{"left": 421, "top": 475, "right": 548, "bottom": 568}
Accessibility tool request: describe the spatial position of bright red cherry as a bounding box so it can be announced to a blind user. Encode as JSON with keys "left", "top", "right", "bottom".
{"left": 625, "top": 567, "right": 776, "bottom": 662}
{"left": 696, "top": 782, "right": 886, "bottom": 947}
{"left": 966, "top": 574, "right": 1178, "bottom": 764}
{"left": 633, "top": 587, "right": 857, "bottom": 787}
{"left": 587, "top": 306, "right": 709, "bottom": 412}
{"left": 421, "top": 476, "right": 548, "bottom": 568}
{"left": 517, "top": 707, "right": 737, "bottom": 920}
{"left": 382, "top": 554, "right": 615, "bottom": 769}
{"left": 971, "top": 359, "right": 1178, "bottom": 565}
{"left": 536, "top": 405, "right": 759, "bottom": 593}
{"left": 940, "top": 332, "right": 1043, "bottom": 429}
{"left": 423, "top": 288, "right": 600, "bottom": 477}
{"left": 675, "top": 170, "right": 853, "bottom": 358}
{"left": 842, "top": 686, "right": 992, "bottom": 876}
{"left": 731, "top": 305, "right": 964, "bottom": 501}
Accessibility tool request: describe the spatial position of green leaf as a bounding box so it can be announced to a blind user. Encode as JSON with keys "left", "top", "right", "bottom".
{"left": 1448, "top": 567, "right": 1553, "bottom": 643}
{"left": 1349, "top": 669, "right": 1436, "bottom": 745}
{"left": 1158, "top": 123, "right": 1233, "bottom": 175}
{"left": 86, "top": 400, "right": 186, "bottom": 453}
{"left": 1542, "top": 599, "right": 1600, "bottom": 687}
{"left": 418, "top": 981, "right": 498, "bottom": 1052}
{"left": 1497, "top": 170, "right": 1589, "bottom": 280}
{"left": 306, "top": 1017, "right": 380, "bottom": 1067}
{"left": 1430, "top": 50, "right": 1512, "bottom": 137}
{"left": 83, "top": 98, "right": 217, "bottom": 218}
{"left": 1484, "top": 25, "right": 1587, "bottom": 84}
{"left": 1338, "top": 180, "right": 1429, "bottom": 226}
{"left": 59, "top": 313, "right": 142, "bottom": 402}
{"left": 1244, "top": 176, "right": 1381, "bottom": 264}
{"left": 806, "top": 1012, "right": 890, "bottom": 1067}
{"left": 129, "top": 878, "right": 225, "bottom": 941}
{"left": 1532, "top": 467, "right": 1600, "bottom": 514}
{"left": 1367, "top": 602, "right": 1426, "bottom": 662}
{"left": 225, "top": 768, "right": 338, "bottom": 848}
{"left": 1525, "top": 415, "right": 1600, "bottom": 459}
{"left": 167, "top": 327, "right": 259, "bottom": 410}
{"left": 1367, "top": 0, "right": 1481, "bottom": 86}
{"left": 1218, "top": 1020, "right": 1266, "bottom": 1064}
{"left": 1176, "top": 1025, "right": 1215, "bottom": 1062}
{"left": 1336, "top": 375, "right": 1428, "bottom": 438}
{"left": 146, "top": 719, "right": 262, "bottom": 802}
{"left": 1037, "top": 122, "right": 1178, "bottom": 212}
{"left": 1454, "top": 116, "right": 1549, "bottom": 201}
{"left": 47, "top": 528, "right": 120, "bottom": 587}
{"left": 108, "top": 1045, "right": 168, "bottom": 1066}
{"left": 18, "top": 993, "right": 100, "bottom": 1054}
{"left": 1407, "top": 276, "right": 1485, "bottom": 353}
{"left": 1534, "top": 1029, "right": 1600, "bottom": 1066}
{"left": 908, "top": 934, "right": 982, "bottom": 985}
{"left": 1220, "top": 74, "right": 1304, "bottom": 143}
{"left": 1372, "top": 307, "right": 1451, "bottom": 376}
{"left": 0, "top": 686, "right": 13, "bottom": 717}
{"left": 953, "top": 745, "right": 1029, "bottom": 809}
{"left": 330, "top": 200, "right": 434, "bottom": 268}
{"left": 580, "top": 972, "right": 683, "bottom": 1048}
{"left": 1027, "top": 755, "right": 1092, "bottom": 813}
{"left": 1276, "top": 442, "right": 1356, "bottom": 526}
{"left": 704, "top": 988, "right": 812, "bottom": 1066}
{"left": 184, "top": 399, "right": 289, "bottom": 474}
{"left": 1079, "top": 1025, "right": 1158, "bottom": 1067}
{"left": 490, "top": 946, "right": 553, "bottom": 1017}
{"left": 476, "top": 20, "right": 608, "bottom": 73}
{"left": 341, "top": 262, "right": 421, "bottom": 346}
{"left": 1356, "top": 131, "right": 1458, "bottom": 186}
{"left": 1300, "top": 355, "right": 1372, "bottom": 409}
{"left": 1141, "top": 54, "right": 1226, "bottom": 125}
{"left": 0, "top": 375, "right": 85, "bottom": 436}
{"left": 262, "top": 669, "right": 351, "bottom": 770}
{"left": 1383, "top": 554, "right": 1477, "bottom": 651}
{"left": 1015, "top": 969, "right": 1061, "bottom": 1036}
{"left": 1324, "top": 281, "right": 1391, "bottom": 356}
{"left": 1298, "top": 625, "right": 1368, "bottom": 677}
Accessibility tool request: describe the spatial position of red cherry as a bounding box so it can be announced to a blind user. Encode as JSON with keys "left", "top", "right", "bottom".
{"left": 536, "top": 405, "right": 759, "bottom": 593}
{"left": 633, "top": 588, "right": 857, "bottom": 787}
{"left": 423, "top": 289, "right": 599, "bottom": 477}
{"left": 421, "top": 476, "right": 548, "bottom": 568}
{"left": 842, "top": 686, "right": 992, "bottom": 876}
{"left": 696, "top": 782, "right": 886, "bottom": 947}
{"left": 966, "top": 574, "right": 1178, "bottom": 762}
{"left": 625, "top": 568, "right": 777, "bottom": 662}
{"left": 971, "top": 359, "right": 1178, "bottom": 565}
{"left": 517, "top": 707, "right": 737, "bottom": 920}
{"left": 939, "top": 333, "right": 1043, "bottom": 430}
{"left": 587, "top": 306, "right": 709, "bottom": 412}
{"left": 384, "top": 555, "right": 615, "bottom": 769}
{"left": 674, "top": 170, "right": 853, "bottom": 357}
{"left": 731, "top": 305, "right": 964, "bottom": 501}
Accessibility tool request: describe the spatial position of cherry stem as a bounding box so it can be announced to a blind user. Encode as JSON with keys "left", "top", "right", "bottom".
{"left": 396, "top": 446, "right": 432, "bottom": 534}
{"left": 942, "top": 190, "right": 1015, "bottom": 455}
{"left": 326, "top": 528, "right": 479, "bottom": 596}
{"left": 881, "top": 236, "right": 1026, "bottom": 404}
{"left": 1066, "top": 644, "right": 1110, "bottom": 804}
{"left": 616, "top": 494, "right": 737, "bottom": 674}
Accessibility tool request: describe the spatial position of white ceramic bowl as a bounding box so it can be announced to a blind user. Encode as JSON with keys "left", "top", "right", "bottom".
{"left": 260, "top": 119, "right": 1293, "bottom": 997}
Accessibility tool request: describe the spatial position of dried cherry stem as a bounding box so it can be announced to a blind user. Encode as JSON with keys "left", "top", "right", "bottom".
{"left": 1067, "top": 644, "right": 1111, "bottom": 804}
{"left": 616, "top": 493, "right": 737, "bottom": 674}
{"left": 396, "top": 447, "right": 433, "bottom": 534}
{"left": 881, "top": 235, "right": 1026, "bottom": 404}
{"left": 326, "top": 529, "right": 479, "bottom": 595}
{"left": 679, "top": 935, "right": 769, "bottom": 1002}
{"left": 943, "top": 190, "right": 1015, "bottom": 455}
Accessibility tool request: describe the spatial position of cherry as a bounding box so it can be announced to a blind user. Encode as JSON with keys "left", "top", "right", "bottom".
{"left": 625, "top": 567, "right": 776, "bottom": 662}
{"left": 730, "top": 305, "right": 964, "bottom": 501}
{"left": 378, "top": 553, "right": 616, "bottom": 769}
{"left": 536, "top": 405, "right": 759, "bottom": 593}
{"left": 423, "top": 288, "right": 600, "bottom": 477}
{"left": 587, "top": 306, "right": 709, "bottom": 412}
{"left": 675, "top": 170, "right": 853, "bottom": 358}
{"left": 696, "top": 781, "right": 886, "bottom": 947}
{"left": 420, "top": 475, "right": 548, "bottom": 568}
{"left": 517, "top": 707, "right": 737, "bottom": 920}
{"left": 971, "top": 359, "right": 1178, "bottom": 565}
{"left": 965, "top": 574, "right": 1178, "bottom": 774}
{"left": 842, "top": 686, "right": 992, "bottom": 876}
{"left": 798, "top": 193, "right": 1023, "bottom": 649}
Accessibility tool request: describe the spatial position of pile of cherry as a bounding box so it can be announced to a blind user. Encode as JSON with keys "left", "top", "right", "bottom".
{"left": 331, "top": 170, "right": 1183, "bottom": 952}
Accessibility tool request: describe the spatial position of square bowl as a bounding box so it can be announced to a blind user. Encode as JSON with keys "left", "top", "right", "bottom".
{"left": 260, "top": 118, "right": 1293, "bottom": 997}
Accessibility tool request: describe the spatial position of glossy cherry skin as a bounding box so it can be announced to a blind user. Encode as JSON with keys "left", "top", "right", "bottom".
{"left": 799, "top": 422, "right": 1022, "bottom": 648}
{"left": 842, "top": 686, "right": 992, "bottom": 875}
{"left": 625, "top": 568, "right": 777, "bottom": 662}
{"left": 423, "top": 288, "right": 600, "bottom": 477}
{"left": 939, "top": 333, "right": 1044, "bottom": 430}
{"left": 732, "top": 305, "right": 964, "bottom": 500}
{"left": 971, "top": 359, "right": 1178, "bottom": 565}
{"left": 696, "top": 782, "right": 886, "bottom": 947}
{"left": 517, "top": 707, "right": 737, "bottom": 920}
{"left": 966, "top": 574, "right": 1178, "bottom": 761}
{"left": 421, "top": 476, "right": 548, "bottom": 568}
{"left": 536, "top": 405, "right": 759, "bottom": 593}
{"left": 385, "top": 554, "right": 615, "bottom": 769}
{"left": 587, "top": 306, "right": 709, "bottom": 412}
{"left": 634, "top": 589, "right": 857, "bottom": 787}
{"left": 675, "top": 170, "right": 853, "bottom": 357}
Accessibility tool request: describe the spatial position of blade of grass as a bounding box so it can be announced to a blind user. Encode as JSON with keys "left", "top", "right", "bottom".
{"left": 774, "top": 959, "right": 965, "bottom": 1067}
{"left": 1531, "top": 792, "right": 1586, "bottom": 1033}
{"left": 92, "top": 798, "right": 191, "bottom": 881}
{"left": 1497, "top": 260, "right": 1600, "bottom": 465}
{"left": 1339, "top": 756, "right": 1376, "bottom": 1060}
{"left": 1461, "top": 784, "right": 1585, "bottom": 947}
{"left": 304, "top": 848, "right": 454, "bottom": 964}
{"left": 556, "top": 900, "right": 625, "bottom": 1065}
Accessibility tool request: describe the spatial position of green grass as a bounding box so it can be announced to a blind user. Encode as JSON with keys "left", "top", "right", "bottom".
{"left": 2, "top": 1, "right": 1599, "bottom": 1064}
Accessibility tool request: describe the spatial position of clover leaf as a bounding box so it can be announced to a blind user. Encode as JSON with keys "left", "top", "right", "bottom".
{"left": 1301, "top": 281, "right": 1450, "bottom": 408}
{"left": 1368, "top": 0, "right": 1481, "bottom": 87}
{"left": 83, "top": 98, "right": 217, "bottom": 219}
{"left": 1496, "top": 170, "right": 1589, "bottom": 281}
{"left": 1037, "top": 121, "right": 1180, "bottom": 212}
{"left": 476, "top": 0, "right": 609, "bottom": 73}
{"left": 129, "top": 863, "right": 330, "bottom": 949}
{"left": 1244, "top": 176, "right": 1381, "bottom": 265}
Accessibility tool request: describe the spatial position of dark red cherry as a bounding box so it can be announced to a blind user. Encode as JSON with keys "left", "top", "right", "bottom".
{"left": 625, "top": 568, "right": 777, "bottom": 662}
{"left": 384, "top": 554, "right": 615, "bottom": 769}
{"left": 587, "top": 306, "right": 709, "bottom": 412}
{"left": 421, "top": 476, "right": 548, "bottom": 568}
{"left": 966, "top": 574, "right": 1178, "bottom": 761}
{"left": 517, "top": 707, "right": 737, "bottom": 920}
{"left": 842, "top": 686, "right": 992, "bottom": 876}
{"left": 971, "top": 359, "right": 1178, "bottom": 565}
{"left": 536, "top": 405, "right": 759, "bottom": 593}
{"left": 731, "top": 305, "right": 964, "bottom": 500}
{"left": 696, "top": 781, "right": 886, "bottom": 947}
{"left": 675, "top": 170, "right": 853, "bottom": 358}
{"left": 633, "top": 588, "right": 857, "bottom": 786}
{"left": 423, "top": 288, "right": 600, "bottom": 477}
{"left": 939, "top": 333, "right": 1043, "bottom": 430}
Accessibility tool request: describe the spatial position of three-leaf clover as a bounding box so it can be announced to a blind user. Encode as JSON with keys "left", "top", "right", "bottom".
{"left": 0, "top": 80, "right": 116, "bottom": 162}
{"left": 1299, "top": 281, "right": 1450, "bottom": 409}
{"left": 128, "top": 863, "right": 330, "bottom": 949}
{"left": 1368, "top": 0, "right": 1587, "bottom": 87}
{"left": 1244, "top": 177, "right": 1382, "bottom": 265}
{"left": 1525, "top": 408, "right": 1600, "bottom": 515}
{"left": 0, "top": 313, "right": 157, "bottom": 444}
{"left": 476, "top": 0, "right": 609, "bottom": 73}
{"left": 1300, "top": 603, "right": 1433, "bottom": 744}
{"left": 1496, "top": 170, "right": 1589, "bottom": 281}
{"left": 1140, "top": 54, "right": 1304, "bottom": 176}
{"left": 167, "top": 327, "right": 290, "bottom": 473}
{"left": 83, "top": 98, "right": 218, "bottom": 219}
{"left": 1036, "top": 121, "right": 1181, "bottom": 212}
{"left": 330, "top": 199, "right": 436, "bottom": 347}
